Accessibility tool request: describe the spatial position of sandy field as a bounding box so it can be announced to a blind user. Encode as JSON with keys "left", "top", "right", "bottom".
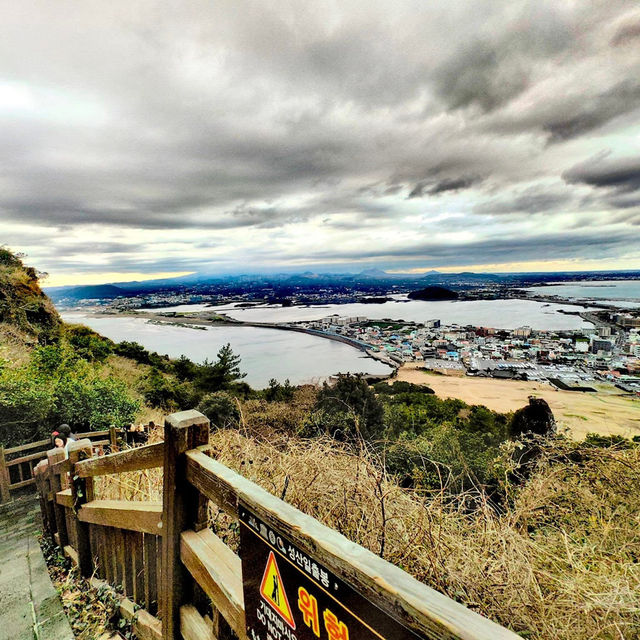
{"left": 395, "top": 363, "right": 640, "bottom": 440}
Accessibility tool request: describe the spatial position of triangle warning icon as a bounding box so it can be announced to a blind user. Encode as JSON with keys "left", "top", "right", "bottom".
{"left": 259, "top": 551, "right": 296, "bottom": 630}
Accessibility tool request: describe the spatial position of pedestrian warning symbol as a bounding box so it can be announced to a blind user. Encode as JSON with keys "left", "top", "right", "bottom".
{"left": 259, "top": 550, "right": 297, "bottom": 630}
{"left": 241, "top": 506, "right": 421, "bottom": 640}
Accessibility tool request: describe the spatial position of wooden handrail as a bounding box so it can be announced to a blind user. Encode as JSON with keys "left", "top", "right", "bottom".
{"left": 30, "top": 410, "right": 521, "bottom": 640}
{"left": 56, "top": 489, "right": 73, "bottom": 508}
{"left": 78, "top": 500, "right": 163, "bottom": 536}
{"left": 181, "top": 528, "right": 245, "bottom": 639}
{"left": 180, "top": 605, "right": 216, "bottom": 640}
{"left": 6, "top": 450, "right": 50, "bottom": 466}
{"left": 8, "top": 478, "right": 36, "bottom": 490}
{"left": 50, "top": 458, "right": 72, "bottom": 476}
{"left": 75, "top": 441, "right": 164, "bottom": 477}
{"left": 185, "top": 448, "right": 519, "bottom": 640}
{"left": 74, "top": 429, "right": 111, "bottom": 438}
{"left": 4, "top": 438, "right": 51, "bottom": 455}
{"left": 0, "top": 428, "right": 118, "bottom": 505}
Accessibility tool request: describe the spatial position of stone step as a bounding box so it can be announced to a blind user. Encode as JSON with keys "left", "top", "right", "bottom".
{"left": 0, "top": 499, "right": 74, "bottom": 640}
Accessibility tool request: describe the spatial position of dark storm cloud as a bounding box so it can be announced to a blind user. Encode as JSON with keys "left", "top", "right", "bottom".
{"left": 610, "top": 14, "right": 640, "bottom": 47}
{"left": 563, "top": 155, "right": 640, "bottom": 193}
{"left": 474, "top": 185, "right": 573, "bottom": 215}
{"left": 49, "top": 242, "right": 136, "bottom": 255}
{"left": 433, "top": 41, "right": 530, "bottom": 113}
{"left": 543, "top": 81, "right": 640, "bottom": 142}
{"left": 303, "top": 228, "right": 634, "bottom": 266}
{"left": 431, "top": 4, "right": 572, "bottom": 114}
{"left": 408, "top": 176, "right": 483, "bottom": 199}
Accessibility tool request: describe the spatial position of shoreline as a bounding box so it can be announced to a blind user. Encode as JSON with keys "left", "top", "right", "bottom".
{"left": 69, "top": 309, "right": 400, "bottom": 375}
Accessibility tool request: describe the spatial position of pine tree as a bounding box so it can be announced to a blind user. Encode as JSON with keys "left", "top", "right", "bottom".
{"left": 196, "top": 343, "right": 246, "bottom": 391}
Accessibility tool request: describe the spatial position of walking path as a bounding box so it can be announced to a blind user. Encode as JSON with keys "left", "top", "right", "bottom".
{"left": 0, "top": 495, "right": 73, "bottom": 640}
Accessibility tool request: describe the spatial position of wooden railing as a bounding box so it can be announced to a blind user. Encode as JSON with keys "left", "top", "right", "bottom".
{"left": 34, "top": 410, "right": 520, "bottom": 640}
{"left": 0, "top": 427, "right": 118, "bottom": 503}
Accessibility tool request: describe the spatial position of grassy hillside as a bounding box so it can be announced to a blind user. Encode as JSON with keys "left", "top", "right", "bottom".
{"left": 0, "top": 249, "right": 165, "bottom": 445}
{"left": 0, "top": 248, "right": 61, "bottom": 343}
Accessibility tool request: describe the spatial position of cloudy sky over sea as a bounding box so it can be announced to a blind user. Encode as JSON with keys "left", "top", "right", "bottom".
{"left": 2, "top": 1, "right": 640, "bottom": 285}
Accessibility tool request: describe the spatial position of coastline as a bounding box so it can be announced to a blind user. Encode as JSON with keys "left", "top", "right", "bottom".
{"left": 87, "top": 310, "right": 401, "bottom": 371}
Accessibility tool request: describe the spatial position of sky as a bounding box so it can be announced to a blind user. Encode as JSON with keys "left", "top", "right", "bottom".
{"left": 1, "top": 1, "right": 640, "bottom": 286}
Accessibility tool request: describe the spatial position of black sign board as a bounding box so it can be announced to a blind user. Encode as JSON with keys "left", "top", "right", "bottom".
{"left": 239, "top": 503, "right": 422, "bottom": 640}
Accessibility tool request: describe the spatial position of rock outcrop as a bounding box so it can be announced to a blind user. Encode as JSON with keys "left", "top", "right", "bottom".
{"left": 509, "top": 396, "right": 557, "bottom": 439}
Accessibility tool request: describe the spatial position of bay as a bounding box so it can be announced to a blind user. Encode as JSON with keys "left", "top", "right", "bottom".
{"left": 197, "top": 298, "right": 592, "bottom": 330}
{"left": 63, "top": 313, "right": 393, "bottom": 389}
{"left": 524, "top": 280, "right": 640, "bottom": 307}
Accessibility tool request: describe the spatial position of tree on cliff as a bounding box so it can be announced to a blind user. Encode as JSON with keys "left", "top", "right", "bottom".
{"left": 508, "top": 397, "right": 556, "bottom": 439}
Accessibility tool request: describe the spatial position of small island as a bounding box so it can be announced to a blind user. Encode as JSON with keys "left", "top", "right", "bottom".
{"left": 407, "top": 286, "right": 459, "bottom": 301}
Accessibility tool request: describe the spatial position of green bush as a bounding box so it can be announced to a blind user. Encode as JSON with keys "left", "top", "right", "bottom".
{"left": 0, "top": 367, "right": 56, "bottom": 445}
{"left": 196, "top": 344, "right": 246, "bottom": 392}
{"left": 311, "top": 374, "right": 384, "bottom": 440}
{"left": 264, "top": 378, "right": 295, "bottom": 402}
{"left": 142, "top": 367, "right": 178, "bottom": 410}
{"left": 54, "top": 372, "right": 139, "bottom": 431}
{"left": 373, "top": 380, "right": 434, "bottom": 395}
{"left": 584, "top": 433, "right": 637, "bottom": 449}
{"left": 65, "top": 325, "right": 113, "bottom": 362}
{"left": 113, "top": 340, "right": 170, "bottom": 369}
{"left": 197, "top": 392, "right": 241, "bottom": 430}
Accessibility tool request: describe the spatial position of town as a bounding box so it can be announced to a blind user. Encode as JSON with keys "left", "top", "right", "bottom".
{"left": 296, "top": 313, "right": 640, "bottom": 395}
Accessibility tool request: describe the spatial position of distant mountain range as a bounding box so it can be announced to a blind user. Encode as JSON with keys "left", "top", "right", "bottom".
{"left": 44, "top": 267, "right": 640, "bottom": 303}
{"left": 45, "top": 283, "right": 127, "bottom": 302}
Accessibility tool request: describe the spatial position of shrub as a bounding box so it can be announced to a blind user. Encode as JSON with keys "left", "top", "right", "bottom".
{"left": 0, "top": 367, "right": 56, "bottom": 445}
{"left": 264, "top": 378, "right": 295, "bottom": 402}
{"left": 64, "top": 325, "right": 113, "bottom": 362}
{"left": 54, "top": 372, "right": 139, "bottom": 431}
{"left": 196, "top": 343, "right": 246, "bottom": 392}
{"left": 142, "top": 367, "right": 179, "bottom": 410}
{"left": 311, "top": 374, "right": 384, "bottom": 440}
{"left": 197, "top": 392, "right": 241, "bottom": 430}
{"left": 373, "top": 380, "right": 434, "bottom": 395}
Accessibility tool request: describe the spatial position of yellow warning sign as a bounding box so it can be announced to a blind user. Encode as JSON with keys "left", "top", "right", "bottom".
{"left": 259, "top": 550, "right": 297, "bottom": 630}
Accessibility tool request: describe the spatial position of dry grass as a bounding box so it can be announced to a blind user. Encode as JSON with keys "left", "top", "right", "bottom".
{"left": 397, "top": 364, "right": 640, "bottom": 440}
{"left": 0, "top": 322, "right": 37, "bottom": 367}
{"left": 96, "top": 428, "right": 640, "bottom": 639}
{"left": 95, "top": 427, "right": 165, "bottom": 502}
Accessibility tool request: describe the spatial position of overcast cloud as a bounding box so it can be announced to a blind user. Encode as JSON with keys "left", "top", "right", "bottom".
{"left": 1, "top": 0, "right": 639, "bottom": 282}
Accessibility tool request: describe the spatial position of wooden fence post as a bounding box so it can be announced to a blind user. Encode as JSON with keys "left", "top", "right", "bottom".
{"left": 47, "top": 448, "right": 69, "bottom": 548}
{"left": 42, "top": 460, "right": 58, "bottom": 537}
{"left": 0, "top": 446, "right": 10, "bottom": 504}
{"left": 34, "top": 461, "right": 49, "bottom": 532}
{"left": 109, "top": 425, "right": 118, "bottom": 452}
{"left": 68, "top": 439, "right": 95, "bottom": 577}
{"left": 161, "top": 410, "right": 210, "bottom": 640}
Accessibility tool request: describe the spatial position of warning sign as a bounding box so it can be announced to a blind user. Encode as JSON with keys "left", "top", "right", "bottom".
{"left": 239, "top": 504, "right": 423, "bottom": 640}
{"left": 260, "top": 551, "right": 296, "bottom": 629}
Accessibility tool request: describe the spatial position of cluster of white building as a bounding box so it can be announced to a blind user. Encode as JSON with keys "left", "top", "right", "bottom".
{"left": 300, "top": 315, "right": 640, "bottom": 390}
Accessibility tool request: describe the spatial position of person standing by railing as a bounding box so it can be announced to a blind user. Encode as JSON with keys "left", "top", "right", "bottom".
{"left": 52, "top": 424, "right": 75, "bottom": 458}
{"left": 52, "top": 432, "right": 68, "bottom": 459}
